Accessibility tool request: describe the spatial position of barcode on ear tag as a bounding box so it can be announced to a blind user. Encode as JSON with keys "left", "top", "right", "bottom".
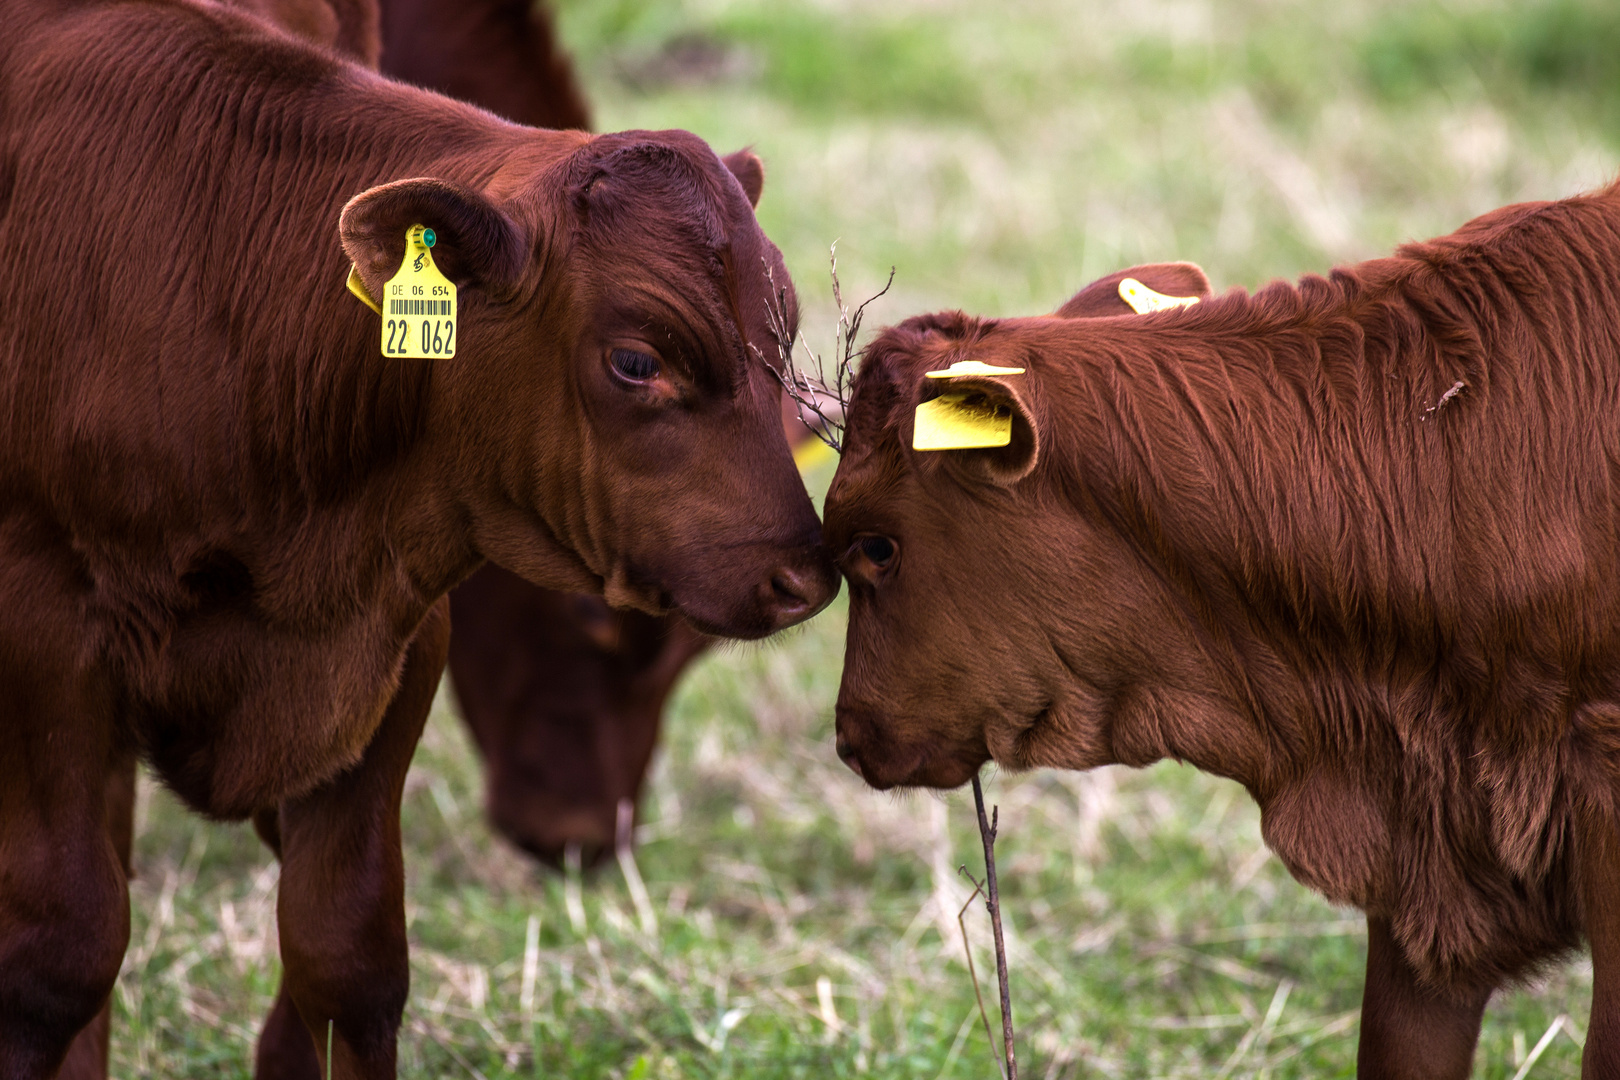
{"left": 381, "top": 224, "right": 457, "bottom": 358}
{"left": 913, "top": 392, "right": 1013, "bottom": 451}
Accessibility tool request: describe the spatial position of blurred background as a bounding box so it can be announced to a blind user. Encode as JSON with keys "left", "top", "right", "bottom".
{"left": 120, "top": 0, "right": 1618, "bottom": 1075}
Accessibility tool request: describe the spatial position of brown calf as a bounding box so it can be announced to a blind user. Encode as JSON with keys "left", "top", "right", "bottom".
{"left": 0, "top": 0, "right": 836, "bottom": 1075}
{"left": 826, "top": 192, "right": 1620, "bottom": 1078}
{"left": 447, "top": 564, "right": 708, "bottom": 863}
{"left": 374, "top": 0, "right": 823, "bottom": 864}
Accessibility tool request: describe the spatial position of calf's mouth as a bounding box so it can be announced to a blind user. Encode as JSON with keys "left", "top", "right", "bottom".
{"left": 657, "top": 541, "right": 839, "bottom": 640}
{"left": 834, "top": 707, "right": 987, "bottom": 790}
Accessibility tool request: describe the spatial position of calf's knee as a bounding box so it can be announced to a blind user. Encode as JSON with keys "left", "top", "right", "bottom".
{"left": 0, "top": 834, "right": 129, "bottom": 1078}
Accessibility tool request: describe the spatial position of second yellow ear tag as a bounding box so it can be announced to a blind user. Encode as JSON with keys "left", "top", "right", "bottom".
{"left": 913, "top": 392, "right": 1013, "bottom": 451}
{"left": 1118, "top": 277, "right": 1200, "bottom": 315}
{"left": 381, "top": 224, "right": 457, "bottom": 358}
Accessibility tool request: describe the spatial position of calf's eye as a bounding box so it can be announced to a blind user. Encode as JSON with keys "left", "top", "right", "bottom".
{"left": 857, "top": 535, "right": 897, "bottom": 569}
{"left": 610, "top": 348, "right": 660, "bottom": 382}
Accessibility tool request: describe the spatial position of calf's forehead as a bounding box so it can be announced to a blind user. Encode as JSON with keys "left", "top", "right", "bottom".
{"left": 556, "top": 134, "right": 791, "bottom": 382}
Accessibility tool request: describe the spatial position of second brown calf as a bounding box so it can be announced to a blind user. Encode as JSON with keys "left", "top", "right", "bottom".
{"left": 827, "top": 189, "right": 1620, "bottom": 1078}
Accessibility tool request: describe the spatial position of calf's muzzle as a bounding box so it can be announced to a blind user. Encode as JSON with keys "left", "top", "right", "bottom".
{"left": 760, "top": 546, "right": 838, "bottom": 630}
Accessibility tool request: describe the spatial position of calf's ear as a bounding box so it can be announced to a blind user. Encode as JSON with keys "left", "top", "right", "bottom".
{"left": 1055, "top": 261, "right": 1211, "bottom": 318}
{"left": 913, "top": 374, "right": 1042, "bottom": 487}
{"left": 341, "top": 178, "right": 529, "bottom": 301}
{"left": 722, "top": 149, "right": 765, "bottom": 208}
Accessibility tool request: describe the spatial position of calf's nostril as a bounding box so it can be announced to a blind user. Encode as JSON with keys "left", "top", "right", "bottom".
{"left": 835, "top": 739, "right": 864, "bottom": 778}
{"left": 754, "top": 551, "right": 838, "bottom": 632}
{"left": 771, "top": 571, "right": 809, "bottom": 609}
{"left": 767, "top": 561, "right": 834, "bottom": 620}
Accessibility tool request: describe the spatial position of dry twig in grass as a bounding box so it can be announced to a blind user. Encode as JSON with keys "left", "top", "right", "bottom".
{"left": 752, "top": 243, "right": 894, "bottom": 453}
{"left": 963, "top": 774, "right": 1017, "bottom": 1080}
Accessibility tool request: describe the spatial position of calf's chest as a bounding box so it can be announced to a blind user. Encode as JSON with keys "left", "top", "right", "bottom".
{"left": 108, "top": 553, "right": 432, "bottom": 819}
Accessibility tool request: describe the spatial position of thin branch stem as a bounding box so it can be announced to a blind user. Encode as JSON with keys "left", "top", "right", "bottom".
{"left": 973, "top": 774, "right": 1018, "bottom": 1080}
{"left": 956, "top": 869, "right": 1006, "bottom": 1080}
{"left": 750, "top": 243, "right": 894, "bottom": 454}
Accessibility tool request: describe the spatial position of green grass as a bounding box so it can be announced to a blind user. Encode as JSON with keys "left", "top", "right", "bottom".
{"left": 111, "top": 0, "right": 1614, "bottom": 1076}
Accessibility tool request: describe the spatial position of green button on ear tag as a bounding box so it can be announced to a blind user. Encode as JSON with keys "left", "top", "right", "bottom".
{"left": 913, "top": 392, "right": 1014, "bottom": 451}
{"left": 381, "top": 224, "right": 457, "bottom": 358}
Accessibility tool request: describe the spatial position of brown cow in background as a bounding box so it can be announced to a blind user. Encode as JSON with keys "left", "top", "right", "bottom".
{"left": 379, "top": 0, "right": 590, "bottom": 132}
{"left": 826, "top": 190, "right": 1620, "bottom": 1078}
{"left": 0, "top": 0, "right": 837, "bottom": 1077}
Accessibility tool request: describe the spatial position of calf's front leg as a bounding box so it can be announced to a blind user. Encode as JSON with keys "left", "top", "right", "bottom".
{"left": 1578, "top": 803, "right": 1620, "bottom": 1079}
{"left": 0, "top": 683, "right": 130, "bottom": 1080}
{"left": 56, "top": 751, "right": 138, "bottom": 1080}
{"left": 254, "top": 599, "right": 450, "bottom": 1080}
{"left": 1355, "top": 915, "right": 1491, "bottom": 1080}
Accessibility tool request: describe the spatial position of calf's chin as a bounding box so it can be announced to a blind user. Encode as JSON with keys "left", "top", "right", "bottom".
{"left": 834, "top": 706, "right": 986, "bottom": 789}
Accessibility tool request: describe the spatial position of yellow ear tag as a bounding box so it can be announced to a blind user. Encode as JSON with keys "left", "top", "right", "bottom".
{"left": 913, "top": 392, "right": 1014, "bottom": 451}
{"left": 1118, "top": 277, "right": 1200, "bottom": 315}
{"left": 913, "top": 359, "right": 1024, "bottom": 450}
{"left": 924, "top": 360, "right": 1026, "bottom": 379}
{"left": 380, "top": 224, "right": 457, "bottom": 358}
{"left": 346, "top": 265, "right": 382, "bottom": 315}
{"left": 792, "top": 436, "right": 837, "bottom": 474}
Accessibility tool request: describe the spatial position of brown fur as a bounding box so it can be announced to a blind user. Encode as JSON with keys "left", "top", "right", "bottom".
{"left": 378, "top": 0, "right": 589, "bottom": 131}
{"left": 446, "top": 396, "right": 826, "bottom": 865}
{"left": 825, "top": 193, "right": 1620, "bottom": 1077}
{"left": 0, "top": 0, "right": 836, "bottom": 1074}
{"left": 226, "top": 0, "right": 382, "bottom": 65}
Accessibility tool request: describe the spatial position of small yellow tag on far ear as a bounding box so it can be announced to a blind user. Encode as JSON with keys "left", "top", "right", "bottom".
{"left": 1118, "top": 277, "right": 1200, "bottom": 315}
{"left": 380, "top": 224, "right": 457, "bottom": 358}
{"left": 913, "top": 391, "right": 1013, "bottom": 451}
{"left": 346, "top": 265, "right": 382, "bottom": 315}
{"left": 924, "top": 359, "right": 1026, "bottom": 379}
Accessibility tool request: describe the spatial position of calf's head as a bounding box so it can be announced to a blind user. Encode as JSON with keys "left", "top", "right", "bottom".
{"left": 342, "top": 130, "right": 836, "bottom": 638}
{"left": 825, "top": 264, "right": 1234, "bottom": 788}
{"left": 447, "top": 563, "right": 708, "bottom": 866}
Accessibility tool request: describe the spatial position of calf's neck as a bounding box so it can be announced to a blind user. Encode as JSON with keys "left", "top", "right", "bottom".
{"left": 826, "top": 191, "right": 1620, "bottom": 1078}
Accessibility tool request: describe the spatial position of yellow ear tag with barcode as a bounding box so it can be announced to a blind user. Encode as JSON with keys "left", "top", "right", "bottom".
{"left": 381, "top": 224, "right": 457, "bottom": 358}
{"left": 1118, "top": 277, "right": 1200, "bottom": 315}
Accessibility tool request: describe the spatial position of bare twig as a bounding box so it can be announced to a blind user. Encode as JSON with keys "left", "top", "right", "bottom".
{"left": 972, "top": 774, "right": 1018, "bottom": 1080}
{"left": 751, "top": 242, "right": 894, "bottom": 453}
{"left": 956, "top": 868, "right": 1006, "bottom": 1080}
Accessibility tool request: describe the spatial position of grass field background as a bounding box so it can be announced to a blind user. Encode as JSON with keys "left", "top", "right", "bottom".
{"left": 112, "top": 0, "right": 1620, "bottom": 1076}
